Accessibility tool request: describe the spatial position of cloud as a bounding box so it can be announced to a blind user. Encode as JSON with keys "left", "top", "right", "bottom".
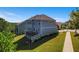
{"left": 0, "top": 11, "right": 23, "bottom": 23}
{"left": 54, "top": 17, "right": 67, "bottom": 22}
{"left": 0, "top": 11, "right": 68, "bottom": 23}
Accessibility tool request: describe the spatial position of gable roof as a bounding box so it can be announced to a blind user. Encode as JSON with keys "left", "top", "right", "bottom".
{"left": 29, "top": 14, "right": 55, "bottom": 21}
{"left": 18, "top": 14, "right": 56, "bottom": 25}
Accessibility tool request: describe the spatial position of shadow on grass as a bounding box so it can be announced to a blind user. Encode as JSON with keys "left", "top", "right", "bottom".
{"left": 14, "top": 33, "right": 59, "bottom": 50}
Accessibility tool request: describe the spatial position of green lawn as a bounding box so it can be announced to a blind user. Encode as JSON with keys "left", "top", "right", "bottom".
{"left": 71, "top": 32, "right": 79, "bottom": 52}
{"left": 13, "top": 34, "right": 25, "bottom": 42}
{"left": 16, "top": 32, "right": 66, "bottom": 52}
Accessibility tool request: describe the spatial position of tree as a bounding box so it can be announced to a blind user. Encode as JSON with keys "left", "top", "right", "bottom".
{"left": 70, "top": 8, "right": 79, "bottom": 35}
{"left": 61, "top": 21, "right": 70, "bottom": 29}
{"left": 61, "top": 23, "right": 66, "bottom": 29}
{"left": 0, "top": 31, "right": 16, "bottom": 52}
{"left": 70, "top": 11, "right": 79, "bottom": 28}
{"left": 0, "top": 17, "right": 16, "bottom": 32}
{"left": 0, "top": 18, "right": 7, "bottom": 31}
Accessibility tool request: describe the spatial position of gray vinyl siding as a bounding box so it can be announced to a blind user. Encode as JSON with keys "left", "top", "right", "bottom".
{"left": 17, "top": 20, "right": 58, "bottom": 35}
{"left": 40, "top": 20, "right": 58, "bottom": 36}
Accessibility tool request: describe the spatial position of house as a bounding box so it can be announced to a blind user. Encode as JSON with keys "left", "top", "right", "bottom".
{"left": 16, "top": 14, "right": 58, "bottom": 42}
{"left": 56, "top": 22, "right": 62, "bottom": 30}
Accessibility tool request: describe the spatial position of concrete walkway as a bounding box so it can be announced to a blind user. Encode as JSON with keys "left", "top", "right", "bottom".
{"left": 63, "top": 31, "right": 73, "bottom": 52}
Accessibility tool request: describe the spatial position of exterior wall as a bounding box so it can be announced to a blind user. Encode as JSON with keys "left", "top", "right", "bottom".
{"left": 17, "top": 24, "right": 24, "bottom": 34}
{"left": 17, "top": 19, "right": 58, "bottom": 35}
{"left": 40, "top": 20, "right": 58, "bottom": 36}
{"left": 31, "top": 20, "right": 40, "bottom": 34}
{"left": 17, "top": 20, "right": 41, "bottom": 35}
{"left": 17, "top": 20, "right": 31, "bottom": 34}
{"left": 30, "top": 20, "right": 58, "bottom": 42}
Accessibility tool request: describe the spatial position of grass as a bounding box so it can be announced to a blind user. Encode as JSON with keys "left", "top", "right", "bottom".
{"left": 71, "top": 32, "right": 79, "bottom": 52}
{"left": 13, "top": 34, "right": 25, "bottom": 42}
{"left": 16, "top": 32, "right": 66, "bottom": 52}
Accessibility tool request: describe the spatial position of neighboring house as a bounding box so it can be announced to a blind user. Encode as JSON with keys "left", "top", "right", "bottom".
{"left": 56, "top": 22, "right": 62, "bottom": 30}
{"left": 16, "top": 14, "right": 58, "bottom": 42}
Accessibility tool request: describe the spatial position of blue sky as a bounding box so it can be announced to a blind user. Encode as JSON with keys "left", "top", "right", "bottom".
{"left": 0, "top": 7, "right": 76, "bottom": 23}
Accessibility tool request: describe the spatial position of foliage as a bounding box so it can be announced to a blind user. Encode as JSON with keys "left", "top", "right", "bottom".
{"left": 61, "top": 8, "right": 79, "bottom": 29}
{"left": 0, "top": 31, "right": 17, "bottom": 52}
{"left": 69, "top": 8, "right": 79, "bottom": 29}
{"left": 0, "top": 18, "right": 7, "bottom": 31}
{"left": 0, "top": 17, "right": 16, "bottom": 32}
{"left": 61, "top": 23, "right": 67, "bottom": 29}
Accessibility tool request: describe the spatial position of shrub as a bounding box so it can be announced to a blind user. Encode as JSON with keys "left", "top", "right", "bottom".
{"left": 0, "top": 31, "right": 16, "bottom": 52}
